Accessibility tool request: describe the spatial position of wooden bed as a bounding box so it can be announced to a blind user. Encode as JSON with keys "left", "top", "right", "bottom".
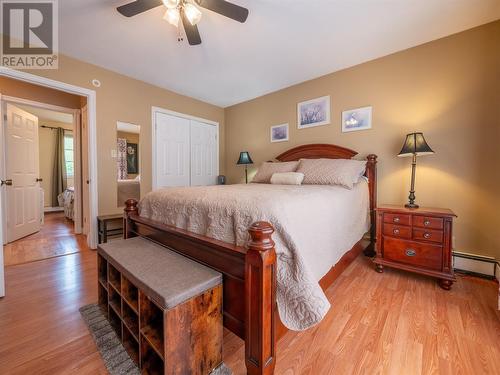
{"left": 123, "top": 144, "right": 377, "bottom": 375}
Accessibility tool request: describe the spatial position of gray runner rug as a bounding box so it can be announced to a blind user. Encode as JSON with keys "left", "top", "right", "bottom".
{"left": 80, "top": 304, "right": 231, "bottom": 375}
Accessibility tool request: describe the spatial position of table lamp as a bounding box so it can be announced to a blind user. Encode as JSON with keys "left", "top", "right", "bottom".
{"left": 236, "top": 151, "right": 253, "bottom": 184}
{"left": 398, "top": 132, "right": 434, "bottom": 208}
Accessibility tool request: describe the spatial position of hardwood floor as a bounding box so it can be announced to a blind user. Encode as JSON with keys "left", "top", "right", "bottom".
{"left": 3, "top": 212, "right": 86, "bottom": 266}
{"left": 0, "top": 246, "right": 498, "bottom": 374}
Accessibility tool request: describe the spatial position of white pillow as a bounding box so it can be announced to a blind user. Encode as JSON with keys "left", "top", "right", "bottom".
{"left": 270, "top": 172, "right": 304, "bottom": 185}
{"left": 296, "top": 158, "right": 367, "bottom": 189}
{"left": 252, "top": 161, "right": 299, "bottom": 183}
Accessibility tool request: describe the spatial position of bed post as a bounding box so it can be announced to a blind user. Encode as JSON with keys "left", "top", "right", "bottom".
{"left": 364, "top": 154, "right": 378, "bottom": 257}
{"left": 245, "top": 222, "right": 277, "bottom": 375}
{"left": 124, "top": 199, "right": 139, "bottom": 239}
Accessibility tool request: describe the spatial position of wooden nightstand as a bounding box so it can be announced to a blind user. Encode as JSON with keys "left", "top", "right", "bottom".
{"left": 374, "top": 205, "right": 456, "bottom": 290}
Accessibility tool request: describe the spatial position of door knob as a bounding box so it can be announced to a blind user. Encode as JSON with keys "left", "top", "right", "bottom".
{"left": 1, "top": 179, "right": 12, "bottom": 186}
{"left": 36, "top": 178, "right": 43, "bottom": 182}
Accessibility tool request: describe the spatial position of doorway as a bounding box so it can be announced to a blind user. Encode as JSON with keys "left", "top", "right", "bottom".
{"left": 0, "top": 68, "right": 99, "bottom": 297}
{"left": 1, "top": 99, "right": 84, "bottom": 265}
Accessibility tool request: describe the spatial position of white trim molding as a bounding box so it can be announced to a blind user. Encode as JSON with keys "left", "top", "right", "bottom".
{"left": 0, "top": 67, "right": 99, "bottom": 250}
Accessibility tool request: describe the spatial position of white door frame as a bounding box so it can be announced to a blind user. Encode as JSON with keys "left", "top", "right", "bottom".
{"left": 151, "top": 106, "right": 219, "bottom": 190}
{"left": 0, "top": 67, "right": 99, "bottom": 255}
{"left": 0, "top": 95, "right": 83, "bottom": 236}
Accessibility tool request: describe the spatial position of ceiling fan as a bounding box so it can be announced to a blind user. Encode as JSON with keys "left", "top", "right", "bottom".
{"left": 117, "top": 0, "right": 249, "bottom": 46}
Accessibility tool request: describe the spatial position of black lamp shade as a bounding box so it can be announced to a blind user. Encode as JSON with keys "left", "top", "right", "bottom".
{"left": 237, "top": 151, "right": 253, "bottom": 165}
{"left": 398, "top": 132, "right": 434, "bottom": 157}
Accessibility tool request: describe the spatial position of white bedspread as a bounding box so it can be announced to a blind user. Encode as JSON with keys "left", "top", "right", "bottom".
{"left": 139, "top": 181, "right": 370, "bottom": 330}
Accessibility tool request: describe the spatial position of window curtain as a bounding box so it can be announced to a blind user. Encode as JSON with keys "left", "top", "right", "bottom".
{"left": 52, "top": 127, "right": 67, "bottom": 205}
{"left": 117, "top": 138, "right": 128, "bottom": 180}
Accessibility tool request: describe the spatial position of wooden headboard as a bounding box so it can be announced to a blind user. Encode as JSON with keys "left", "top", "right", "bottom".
{"left": 276, "top": 144, "right": 377, "bottom": 255}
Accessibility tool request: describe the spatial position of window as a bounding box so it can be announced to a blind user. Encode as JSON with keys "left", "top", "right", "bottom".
{"left": 64, "top": 132, "right": 74, "bottom": 177}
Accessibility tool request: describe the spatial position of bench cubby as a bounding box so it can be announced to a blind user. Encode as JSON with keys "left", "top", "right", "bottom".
{"left": 97, "top": 237, "right": 223, "bottom": 374}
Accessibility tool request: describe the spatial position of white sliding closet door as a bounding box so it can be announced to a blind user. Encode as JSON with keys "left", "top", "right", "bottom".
{"left": 190, "top": 120, "right": 218, "bottom": 186}
{"left": 154, "top": 111, "right": 218, "bottom": 189}
{"left": 155, "top": 112, "right": 190, "bottom": 187}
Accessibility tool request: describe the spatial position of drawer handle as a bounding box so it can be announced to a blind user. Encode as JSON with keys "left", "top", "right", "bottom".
{"left": 393, "top": 217, "right": 400, "bottom": 223}
{"left": 423, "top": 233, "right": 431, "bottom": 239}
{"left": 393, "top": 229, "right": 400, "bottom": 235}
{"left": 424, "top": 220, "right": 431, "bottom": 226}
{"left": 405, "top": 249, "right": 416, "bottom": 257}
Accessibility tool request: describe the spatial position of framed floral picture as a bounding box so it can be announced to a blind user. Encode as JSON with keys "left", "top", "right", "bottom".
{"left": 270, "top": 123, "right": 289, "bottom": 143}
{"left": 126, "top": 143, "right": 139, "bottom": 174}
{"left": 297, "top": 95, "right": 331, "bottom": 129}
{"left": 342, "top": 106, "right": 372, "bottom": 132}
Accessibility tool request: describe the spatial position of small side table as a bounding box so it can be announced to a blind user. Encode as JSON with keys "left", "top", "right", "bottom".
{"left": 374, "top": 205, "right": 456, "bottom": 290}
{"left": 97, "top": 214, "right": 124, "bottom": 244}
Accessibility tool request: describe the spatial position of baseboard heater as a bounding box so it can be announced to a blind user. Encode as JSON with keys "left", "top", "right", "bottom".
{"left": 452, "top": 251, "right": 499, "bottom": 280}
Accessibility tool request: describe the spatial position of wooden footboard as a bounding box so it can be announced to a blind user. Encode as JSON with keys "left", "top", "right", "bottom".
{"left": 124, "top": 199, "right": 277, "bottom": 374}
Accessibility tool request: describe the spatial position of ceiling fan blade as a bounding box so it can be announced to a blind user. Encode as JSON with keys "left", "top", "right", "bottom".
{"left": 196, "top": 0, "right": 249, "bottom": 23}
{"left": 181, "top": 10, "right": 202, "bottom": 45}
{"left": 117, "top": 0, "right": 163, "bottom": 17}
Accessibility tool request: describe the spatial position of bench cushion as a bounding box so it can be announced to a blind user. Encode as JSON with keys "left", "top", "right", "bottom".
{"left": 98, "top": 237, "right": 222, "bottom": 309}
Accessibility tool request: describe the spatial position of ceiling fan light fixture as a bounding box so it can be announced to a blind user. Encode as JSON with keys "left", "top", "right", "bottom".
{"left": 163, "top": 8, "right": 180, "bottom": 27}
{"left": 183, "top": 2, "right": 202, "bottom": 25}
{"left": 162, "top": 0, "right": 180, "bottom": 9}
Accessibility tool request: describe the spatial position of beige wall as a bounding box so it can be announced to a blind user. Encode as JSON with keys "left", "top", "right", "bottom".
{"left": 225, "top": 21, "right": 500, "bottom": 258}
{"left": 1, "top": 53, "right": 225, "bottom": 216}
{"left": 38, "top": 120, "right": 73, "bottom": 207}
{"left": 0, "top": 76, "right": 83, "bottom": 108}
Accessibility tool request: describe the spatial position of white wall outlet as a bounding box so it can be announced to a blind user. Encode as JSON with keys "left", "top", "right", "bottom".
{"left": 111, "top": 149, "right": 117, "bottom": 158}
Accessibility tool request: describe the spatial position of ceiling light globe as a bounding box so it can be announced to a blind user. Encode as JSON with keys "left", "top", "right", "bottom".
{"left": 163, "top": 8, "right": 180, "bottom": 27}
{"left": 183, "top": 3, "right": 202, "bottom": 25}
{"left": 162, "top": 0, "right": 179, "bottom": 9}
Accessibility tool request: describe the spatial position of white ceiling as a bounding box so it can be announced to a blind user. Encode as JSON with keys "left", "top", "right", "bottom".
{"left": 17, "top": 104, "right": 74, "bottom": 124}
{"left": 59, "top": 1, "right": 500, "bottom": 107}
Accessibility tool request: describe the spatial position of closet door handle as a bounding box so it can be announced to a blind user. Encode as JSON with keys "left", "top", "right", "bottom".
{"left": 36, "top": 178, "right": 43, "bottom": 182}
{"left": 1, "top": 179, "right": 12, "bottom": 186}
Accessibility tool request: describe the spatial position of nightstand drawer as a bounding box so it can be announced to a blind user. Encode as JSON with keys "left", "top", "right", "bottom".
{"left": 383, "top": 213, "right": 411, "bottom": 226}
{"left": 383, "top": 237, "right": 442, "bottom": 271}
{"left": 412, "top": 228, "right": 443, "bottom": 244}
{"left": 383, "top": 223, "right": 411, "bottom": 239}
{"left": 413, "top": 215, "right": 443, "bottom": 230}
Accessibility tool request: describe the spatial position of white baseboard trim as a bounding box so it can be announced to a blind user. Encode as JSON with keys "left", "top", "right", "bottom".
{"left": 44, "top": 206, "right": 64, "bottom": 213}
{"left": 452, "top": 251, "right": 497, "bottom": 278}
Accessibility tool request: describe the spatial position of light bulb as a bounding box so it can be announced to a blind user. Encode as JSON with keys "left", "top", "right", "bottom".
{"left": 162, "top": 0, "right": 179, "bottom": 9}
{"left": 163, "top": 8, "right": 180, "bottom": 27}
{"left": 183, "top": 3, "right": 202, "bottom": 25}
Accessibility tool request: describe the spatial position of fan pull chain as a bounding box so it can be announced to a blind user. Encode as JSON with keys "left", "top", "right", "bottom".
{"left": 177, "top": 19, "right": 184, "bottom": 42}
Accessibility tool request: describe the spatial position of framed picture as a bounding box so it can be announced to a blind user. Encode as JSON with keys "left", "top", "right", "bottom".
{"left": 297, "top": 95, "right": 331, "bottom": 129}
{"left": 127, "top": 143, "right": 139, "bottom": 174}
{"left": 270, "top": 123, "right": 289, "bottom": 143}
{"left": 342, "top": 106, "right": 372, "bottom": 132}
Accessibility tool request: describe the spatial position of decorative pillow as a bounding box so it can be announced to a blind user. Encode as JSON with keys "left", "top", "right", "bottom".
{"left": 296, "top": 158, "right": 367, "bottom": 189}
{"left": 270, "top": 172, "right": 304, "bottom": 185}
{"left": 252, "top": 161, "right": 299, "bottom": 183}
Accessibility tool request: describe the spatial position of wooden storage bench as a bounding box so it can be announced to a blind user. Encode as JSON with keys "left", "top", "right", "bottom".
{"left": 97, "top": 237, "right": 223, "bottom": 374}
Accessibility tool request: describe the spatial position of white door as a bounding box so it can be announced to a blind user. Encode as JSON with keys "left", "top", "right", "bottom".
{"left": 155, "top": 113, "right": 190, "bottom": 188}
{"left": 190, "top": 120, "right": 218, "bottom": 186}
{"left": 4, "top": 104, "right": 40, "bottom": 242}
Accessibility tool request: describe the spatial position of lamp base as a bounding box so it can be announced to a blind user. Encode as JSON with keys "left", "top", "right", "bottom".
{"left": 405, "top": 203, "right": 419, "bottom": 209}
